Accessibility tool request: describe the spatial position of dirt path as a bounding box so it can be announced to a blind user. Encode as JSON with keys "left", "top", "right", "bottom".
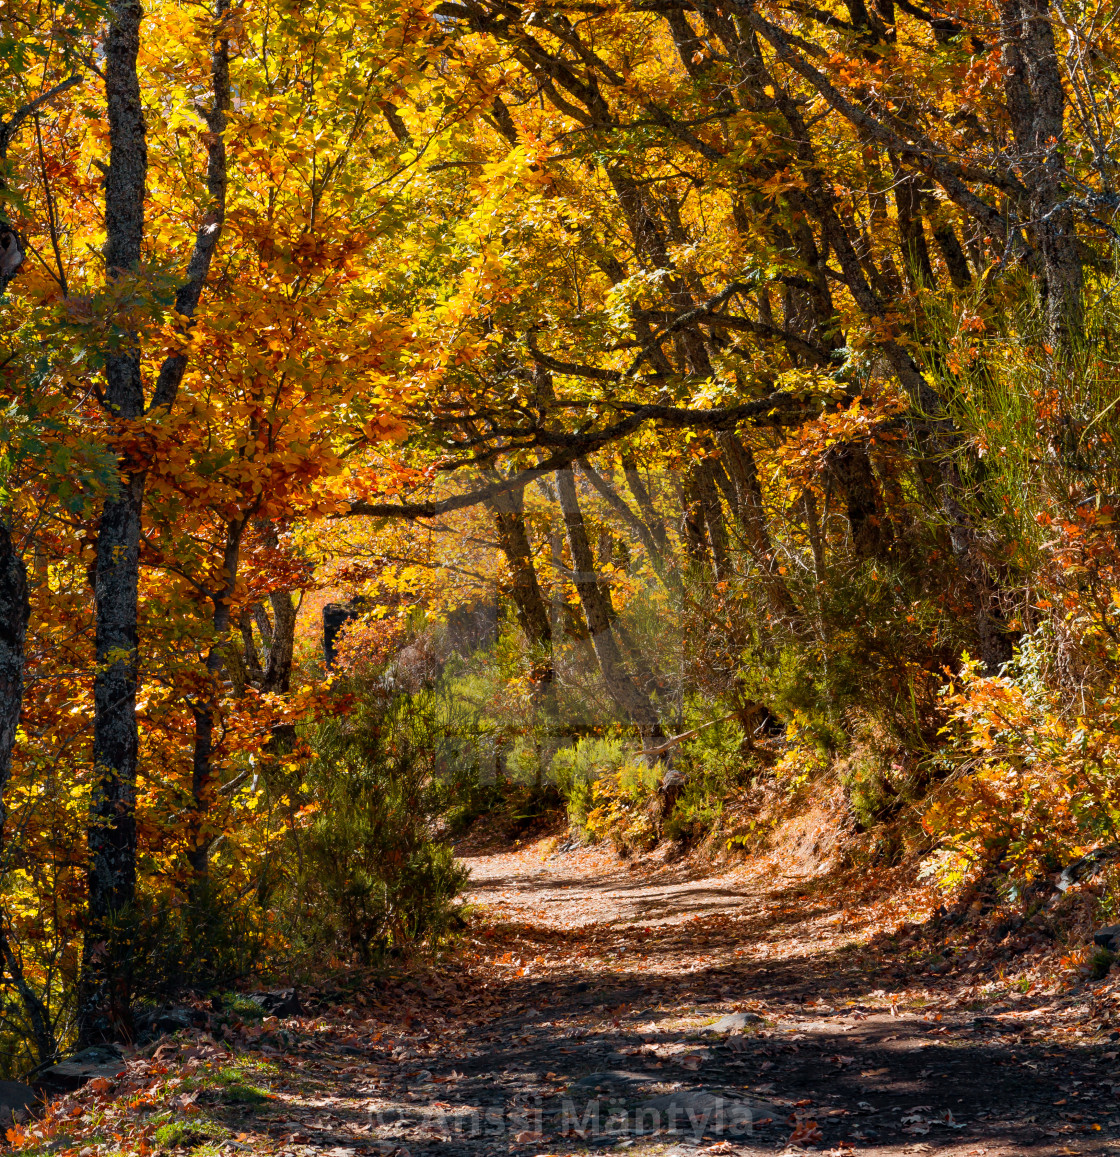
{"left": 54, "top": 834, "right": 1120, "bottom": 1157}
{"left": 438, "top": 837, "right": 1115, "bottom": 1157}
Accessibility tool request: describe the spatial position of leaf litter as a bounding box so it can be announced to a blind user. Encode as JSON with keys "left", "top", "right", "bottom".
{"left": 10, "top": 831, "right": 1120, "bottom": 1157}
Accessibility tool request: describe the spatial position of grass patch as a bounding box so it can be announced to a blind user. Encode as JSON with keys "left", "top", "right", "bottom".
{"left": 1090, "top": 948, "right": 1116, "bottom": 980}
{"left": 153, "top": 1116, "right": 228, "bottom": 1151}
{"left": 220, "top": 993, "right": 267, "bottom": 1020}
{"left": 179, "top": 1062, "right": 274, "bottom": 1104}
{"left": 217, "top": 1078, "right": 271, "bottom": 1105}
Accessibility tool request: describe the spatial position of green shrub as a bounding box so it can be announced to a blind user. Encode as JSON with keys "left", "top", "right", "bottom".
{"left": 549, "top": 735, "right": 631, "bottom": 828}
{"left": 584, "top": 758, "right": 662, "bottom": 851}
{"left": 295, "top": 687, "right": 469, "bottom": 964}
{"left": 128, "top": 883, "right": 269, "bottom": 1002}
{"left": 1091, "top": 948, "right": 1116, "bottom": 980}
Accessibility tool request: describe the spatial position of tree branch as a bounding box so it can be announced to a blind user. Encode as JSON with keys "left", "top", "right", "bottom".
{"left": 0, "top": 74, "right": 84, "bottom": 160}
{"left": 339, "top": 392, "right": 812, "bottom": 521}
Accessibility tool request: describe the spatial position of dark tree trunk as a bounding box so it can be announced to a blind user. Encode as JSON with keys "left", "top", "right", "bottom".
{"left": 80, "top": 0, "right": 148, "bottom": 1046}
{"left": 488, "top": 488, "right": 553, "bottom": 688}
{"left": 262, "top": 590, "right": 296, "bottom": 693}
{"left": 1000, "top": 0, "right": 1083, "bottom": 351}
{"left": 689, "top": 451, "right": 731, "bottom": 580}
{"left": 926, "top": 200, "right": 973, "bottom": 289}
{"left": 892, "top": 164, "right": 935, "bottom": 289}
{"left": 239, "top": 608, "right": 262, "bottom": 680}
{"left": 0, "top": 522, "right": 55, "bottom": 1065}
{"left": 85, "top": 469, "right": 145, "bottom": 1044}
{"left": 716, "top": 433, "right": 799, "bottom": 618}
{"left": 828, "top": 444, "right": 892, "bottom": 559}
{"left": 680, "top": 468, "right": 713, "bottom": 572}
{"left": 0, "top": 521, "right": 28, "bottom": 802}
{"left": 80, "top": 0, "right": 229, "bottom": 1045}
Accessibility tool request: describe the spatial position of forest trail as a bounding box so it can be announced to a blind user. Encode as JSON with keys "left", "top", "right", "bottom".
{"left": 439, "top": 835, "right": 1114, "bottom": 1157}
{"left": 461, "top": 837, "right": 762, "bottom": 929}
{"left": 67, "top": 835, "right": 1120, "bottom": 1157}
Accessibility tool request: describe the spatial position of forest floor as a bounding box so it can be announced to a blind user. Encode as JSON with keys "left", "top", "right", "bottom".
{"left": 22, "top": 827, "right": 1120, "bottom": 1157}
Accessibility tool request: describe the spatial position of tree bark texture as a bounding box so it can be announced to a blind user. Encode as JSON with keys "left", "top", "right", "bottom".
{"left": 81, "top": 0, "right": 148, "bottom": 1047}
{"left": 1000, "top": 0, "right": 1083, "bottom": 351}
{"left": 262, "top": 590, "right": 296, "bottom": 693}
{"left": 82, "top": 0, "right": 230, "bottom": 1044}
{"left": 0, "top": 521, "right": 28, "bottom": 805}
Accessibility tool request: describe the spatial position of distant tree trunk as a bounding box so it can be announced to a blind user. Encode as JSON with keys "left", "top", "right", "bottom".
{"left": 924, "top": 194, "right": 973, "bottom": 289}
{"left": 890, "top": 160, "right": 935, "bottom": 289}
{"left": 488, "top": 486, "right": 558, "bottom": 772}
{"left": 716, "top": 433, "right": 799, "bottom": 618}
{"left": 579, "top": 459, "right": 682, "bottom": 599}
{"left": 261, "top": 590, "right": 296, "bottom": 693}
{"left": 555, "top": 467, "right": 663, "bottom": 743}
{"left": 1000, "top": 0, "right": 1083, "bottom": 352}
{"left": 252, "top": 603, "right": 274, "bottom": 651}
{"left": 239, "top": 608, "right": 262, "bottom": 681}
{"left": 188, "top": 515, "right": 248, "bottom": 884}
{"left": 488, "top": 487, "right": 553, "bottom": 688}
{"left": 827, "top": 443, "right": 892, "bottom": 559}
{"left": 693, "top": 452, "right": 731, "bottom": 580}
{"left": 248, "top": 518, "right": 297, "bottom": 695}
{"left": 622, "top": 458, "right": 673, "bottom": 559}
{"left": 680, "top": 468, "right": 714, "bottom": 573}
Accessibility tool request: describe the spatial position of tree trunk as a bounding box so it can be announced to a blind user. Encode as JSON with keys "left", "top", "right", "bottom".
{"left": 828, "top": 443, "right": 892, "bottom": 559}
{"left": 891, "top": 161, "right": 935, "bottom": 289}
{"left": 80, "top": 0, "right": 148, "bottom": 1045}
{"left": 488, "top": 487, "right": 553, "bottom": 685}
{"left": 555, "top": 467, "right": 663, "bottom": 743}
{"left": 622, "top": 458, "right": 673, "bottom": 559}
{"left": 580, "top": 459, "right": 682, "bottom": 599}
{"left": 0, "top": 520, "right": 28, "bottom": 803}
{"left": 924, "top": 194, "right": 973, "bottom": 289}
{"left": 693, "top": 452, "right": 731, "bottom": 580}
{"left": 716, "top": 433, "right": 800, "bottom": 618}
{"left": 188, "top": 515, "right": 248, "bottom": 884}
{"left": 680, "top": 468, "right": 713, "bottom": 572}
{"left": 1000, "top": 0, "right": 1083, "bottom": 352}
{"left": 0, "top": 522, "right": 55, "bottom": 1065}
{"left": 262, "top": 590, "right": 296, "bottom": 693}
{"left": 239, "top": 608, "right": 262, "bottom": 681}
{"left": 80, "top": 0, "right": 229, "bottom": 1044}
{"left": 252, "top": 602, "right": 274, "bottom": 650}
{"left": 488, "top": 486, "right": 559, "bottom": 767}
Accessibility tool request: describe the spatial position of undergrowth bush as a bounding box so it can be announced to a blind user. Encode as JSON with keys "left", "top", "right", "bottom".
{"left": 550, "top": 735, "right": 631, "bottom": 829}
{"left": 924, "top": 635, "right": 1120, "bottom": 890}
{"left": 290, "top": 685, "right": 470, "bottom": 965}
{"left": 584, "top": 759, "right": 662, "bottom": 851}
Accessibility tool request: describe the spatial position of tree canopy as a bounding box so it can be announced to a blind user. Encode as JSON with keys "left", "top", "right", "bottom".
{"left": 1, "top": 0, "right": 1120, "bottom": 1063}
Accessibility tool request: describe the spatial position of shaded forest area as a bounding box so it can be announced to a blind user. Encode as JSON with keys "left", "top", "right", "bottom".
{"left": 3, "top": 0, "right": 1120, "bottom": 1104}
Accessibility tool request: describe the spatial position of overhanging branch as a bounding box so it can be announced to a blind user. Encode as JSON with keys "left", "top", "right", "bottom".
{"left": 338, "top": 391, "right": 813, "bottom": 521}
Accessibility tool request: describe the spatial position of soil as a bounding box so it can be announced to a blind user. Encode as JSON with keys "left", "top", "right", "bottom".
{"left": 45, "top": 831, "right": 1120, "bottom": 1157}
